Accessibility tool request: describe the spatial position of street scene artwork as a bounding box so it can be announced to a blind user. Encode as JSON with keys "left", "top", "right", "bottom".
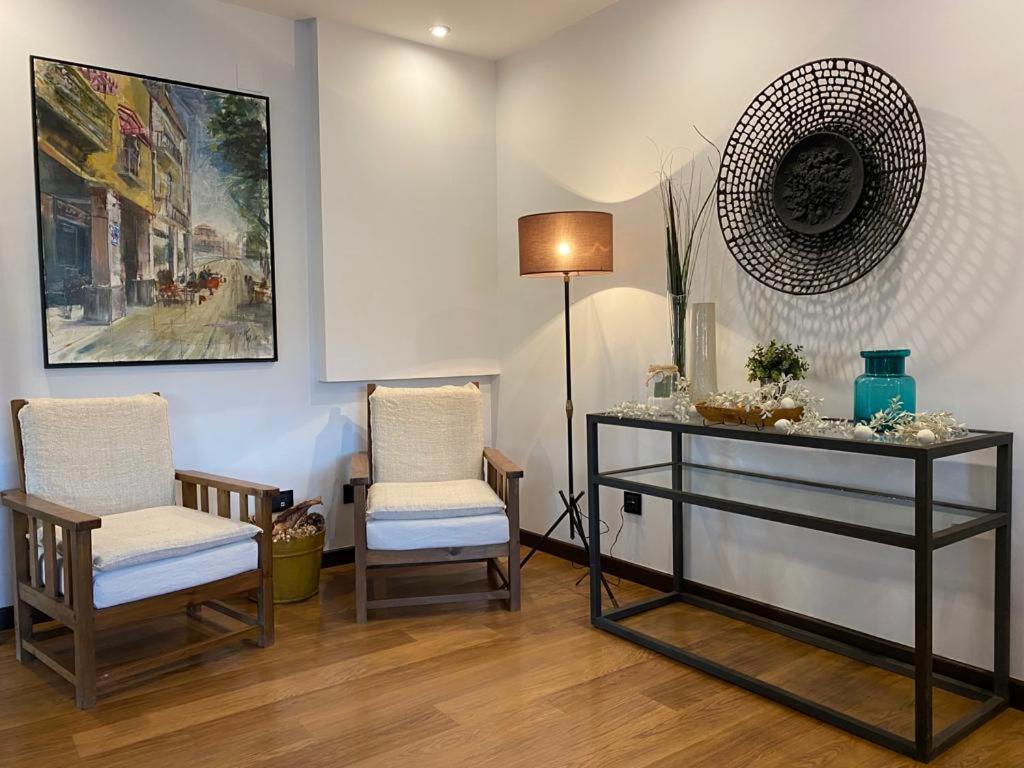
{"left": 31, "top": 57, "right": 276, "bottom": 366}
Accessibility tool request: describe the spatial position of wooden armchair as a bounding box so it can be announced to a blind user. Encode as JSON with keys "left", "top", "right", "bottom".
{"left": 352, "top": 383, "right": 523, "bottom": 622}
{"left": 1, "top": 394, "right": 277, "bottom": 708}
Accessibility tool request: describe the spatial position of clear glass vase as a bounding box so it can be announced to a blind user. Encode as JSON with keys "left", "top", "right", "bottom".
{"left": 689, "top": 302, "right": 717, "bottom": 400}
{"left": 647, "top": 364, "right": 680, "bottom": 416}
{"left": 668, "top": 293, "right": 685, "bottom": 376}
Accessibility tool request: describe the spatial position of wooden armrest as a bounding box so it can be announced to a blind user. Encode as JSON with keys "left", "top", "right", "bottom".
{"left": 351, "top": 452, "right": 370, "bottom": 486}
{"left": 484, "top": 447, "right": 524, "bottom": 479}
{"left": 175, "top": 470, "right": 278, "bottom": 498}
{"left": 0, "top": 489, "right": 102, "bottom": 531}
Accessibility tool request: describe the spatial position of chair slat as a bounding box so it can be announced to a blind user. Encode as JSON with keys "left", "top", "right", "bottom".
{"left": 181, "top": 480, "right": 198, "bottom": 510}
{"left": 62, "top": 528, "right": 74, "bottom": 607}
{"left": 28, "top": 517, "right": 39, "bottom": 589}
{"left": 42, "top": 522, "right": 58, "bottom": 599}
{"left": 217, "top": 489, "right": 231, "bottom": 518}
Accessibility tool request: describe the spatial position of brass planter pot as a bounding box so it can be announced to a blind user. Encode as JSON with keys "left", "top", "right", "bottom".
{"left": 272, "top": 531, "right": 325, "bottom": 604}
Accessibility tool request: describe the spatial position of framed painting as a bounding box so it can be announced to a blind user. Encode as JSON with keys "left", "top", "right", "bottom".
{"left": 30, "top": 55, "right": 277, "bottom": 367}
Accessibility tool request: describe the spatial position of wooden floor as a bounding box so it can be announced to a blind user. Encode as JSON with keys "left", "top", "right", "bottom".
{"left": 1, "top": 551, "right": 1022, "bottom": 767}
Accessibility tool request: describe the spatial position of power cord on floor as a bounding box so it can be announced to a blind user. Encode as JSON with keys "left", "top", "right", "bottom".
{"left": 572, "top": 503, "right": 624, "bottom": 589}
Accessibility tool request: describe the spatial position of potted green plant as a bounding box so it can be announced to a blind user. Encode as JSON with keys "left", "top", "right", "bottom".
{"left": 746, "top": 340, "right": 809, "bottom": 387}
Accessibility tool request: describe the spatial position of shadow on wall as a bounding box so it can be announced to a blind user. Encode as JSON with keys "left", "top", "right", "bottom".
{"left": 310, "top": 406, "right": 359, "bottom": 544}
{"left": 723, "top": 110, "right": 1019, "bottom": 383}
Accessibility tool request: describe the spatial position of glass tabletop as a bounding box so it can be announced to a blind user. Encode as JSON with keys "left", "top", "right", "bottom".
{"left": 593, "top": 412, "right": 1005, "bottom": 456}
{"left": 600, "top": 462, "right": 994, "bottom": 538}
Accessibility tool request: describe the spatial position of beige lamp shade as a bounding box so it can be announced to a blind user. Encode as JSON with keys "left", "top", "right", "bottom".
{"left": 518, "top": 211, "right": 613, "bottom": 277}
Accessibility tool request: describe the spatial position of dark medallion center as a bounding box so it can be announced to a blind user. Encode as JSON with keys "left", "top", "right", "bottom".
{"left": 772, "top": 132, "right": 865, "bottom": 235}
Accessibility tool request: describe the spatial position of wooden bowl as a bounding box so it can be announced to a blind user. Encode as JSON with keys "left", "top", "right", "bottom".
{"left": 694, "top": 402, "right": 804, "bottom": 429}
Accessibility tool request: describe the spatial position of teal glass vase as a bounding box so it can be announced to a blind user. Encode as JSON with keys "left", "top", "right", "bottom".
{"left": 854, "top": 349, "right": 916, "bottom": 423}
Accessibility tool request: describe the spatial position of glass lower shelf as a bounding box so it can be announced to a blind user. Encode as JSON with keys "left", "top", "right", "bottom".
{"left": 598, "top": 461, "right": 1000, "bottom": 545}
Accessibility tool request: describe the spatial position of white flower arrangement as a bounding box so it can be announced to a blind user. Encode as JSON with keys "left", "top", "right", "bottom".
{"left": 779, "top": 408, "right": 855, "bottom": 439}
{"left": 700, "top": 376, "right": 821, "bottom": 418}
{"left": 608, "top": 379, "right": 971, "bottom": 445}
{"left": 608, "top": 376, "right": 694, "bottom": 421}
{"left": 862, "top": 397, "right": 969, "bottom": 444}
{"left": 779, "top": 396, "right": 969, "bottom": 444}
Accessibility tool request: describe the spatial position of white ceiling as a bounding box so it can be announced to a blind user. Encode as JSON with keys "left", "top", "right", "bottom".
{"left": 222, "top": 0, "right": 620, "bottom": 59}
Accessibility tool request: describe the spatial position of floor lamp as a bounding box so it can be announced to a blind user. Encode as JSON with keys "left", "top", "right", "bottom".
{"left": 517, "top": 211, "right": 617, "bottom": 606}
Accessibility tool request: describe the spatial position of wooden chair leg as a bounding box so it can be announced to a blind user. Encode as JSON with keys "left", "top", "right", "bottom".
{"left": 355, "top": 561, "right": 368, "bottom": 624}
{"left": 74, "top": 622, "right": 97, "bottom": 709}
{"left": 354, "top": 484, "right": 369, "bottom": 623}
{"left": 507, "top": 554, "right": 521, "bottom": 613}
{"left": 70, "top": 531, "right": 96, "bottom": 709}
{"left": 256, "top": 498, "right": 275, "bottom": 647}
{"left": 13, "top": 599, "right": 34, "bottom": 664}
{"left": 11, "top": 513, "right": 35, "bottom": 663}
{"left": 507, "top": 480, "right": 521, "bottom": 612}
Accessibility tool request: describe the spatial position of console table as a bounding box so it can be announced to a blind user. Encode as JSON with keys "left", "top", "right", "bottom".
{"left": 585, "top": 412, "right": 1012, "bottom": 763}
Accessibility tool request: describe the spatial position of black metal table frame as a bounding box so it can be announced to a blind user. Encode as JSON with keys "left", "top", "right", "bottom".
{"left": 586, "top": 413, "right": 1012, "bottom": 763}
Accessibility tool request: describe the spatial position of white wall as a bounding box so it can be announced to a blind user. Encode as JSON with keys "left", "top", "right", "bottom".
{"left": 5, "top": 0, "right": 1021, "bottom": 679}
{"left": 496, "top": 0, "right": 1024, "bottom": 674}
{"left": 0, "top": 0, "right": 495, "bottom": 607}
{"left": 315, "top": 19, "right": 501, "bottom": 382}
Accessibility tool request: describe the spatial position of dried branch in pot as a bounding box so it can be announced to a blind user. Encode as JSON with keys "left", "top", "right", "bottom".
{"left": 272, "top": 496, "right": 326, "bottom": 543}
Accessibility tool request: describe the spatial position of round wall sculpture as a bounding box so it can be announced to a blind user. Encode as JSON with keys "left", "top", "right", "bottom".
{"left": 717, "top": 58, "right": 926, "bottom": 295}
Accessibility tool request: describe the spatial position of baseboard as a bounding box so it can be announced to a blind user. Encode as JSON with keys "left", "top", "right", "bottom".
{"left": 520, "top": 528, "right": 1024, "bottom": 711}
{"left": 521, "top": 529, "right": 673, "bottom": 590}
{"left": 321, "top": 546, "right": 354, "bottom": 569}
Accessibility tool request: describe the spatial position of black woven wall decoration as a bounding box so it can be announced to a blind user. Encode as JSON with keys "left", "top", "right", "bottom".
{"left": 717, "top": 58, "right": 926, "bottom": 295}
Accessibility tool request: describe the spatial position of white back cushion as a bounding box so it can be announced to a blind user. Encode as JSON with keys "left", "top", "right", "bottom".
{"left": 370, "top": 384, "right": 483, "bottom": 483}
{"left": 20, "top": 394, "right": 176, "bottom": 516}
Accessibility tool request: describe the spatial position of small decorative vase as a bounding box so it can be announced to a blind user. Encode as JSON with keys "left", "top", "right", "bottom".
{"left": 647, "top": 364, "right": 680, "bottom": 416}
{"left": 854, "top": 349, "right": 916, "bottom": 423}
{"left": 689, "top": 302, "right": 717, "bottom": 400}
{"left": 668, "top": 293, "right": 685, "bottom": 376}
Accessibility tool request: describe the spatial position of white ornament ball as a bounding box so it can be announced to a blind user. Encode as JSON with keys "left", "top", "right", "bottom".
{"left": 853, "top": 424, "right": 875, "bottom": 441}
{"left": 779, "top": 396, "right": 797, "bottom": 410}
{"left": 917, "top": 428, "right": 936, "bottom": 444}
{"left": 774, "top": 419, "right": 792, "bottom": 433}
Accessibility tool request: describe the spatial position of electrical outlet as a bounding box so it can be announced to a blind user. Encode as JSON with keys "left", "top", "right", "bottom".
{"left": 272, "top": 489, "right": 294, "bottom": 513}
{"left": 624, "top": 491, "right": 642, "bottom": 515}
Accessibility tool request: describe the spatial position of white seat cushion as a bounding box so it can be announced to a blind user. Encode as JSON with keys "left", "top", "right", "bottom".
{"left": 89, "top": 505, "right": 260, "bottom": 571}
{"left": 366, "top": 514, "right": 509, "bottom": 551}
{"left": 44, "top": 539, "right": 258, "bottom": 609}
{"left": 367, "top": 479, "right": 505, "bottom": 521}
{"left": 369, "top": 384, "right": 484, "bottom": 483}
{"left": 19, "top": 394, "right": 176, "bottom": 516}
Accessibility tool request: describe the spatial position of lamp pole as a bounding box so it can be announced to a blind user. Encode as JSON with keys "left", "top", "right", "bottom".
{"left": 520, "top": 272, "right": 617, "bottom": 607}
{"left": 563, "top": 273, "right": 575, "bottom": 535}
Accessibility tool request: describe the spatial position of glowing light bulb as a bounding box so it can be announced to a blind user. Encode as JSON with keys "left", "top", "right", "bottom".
{"left": 429, "top": 25, "right": 451, "bottom": 38}
{"left": 557, "top": 242, "right": 572, "bottom": 256}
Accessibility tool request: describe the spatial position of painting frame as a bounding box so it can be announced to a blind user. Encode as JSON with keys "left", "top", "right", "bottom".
{"left": 29, "top": 54, "right": 278, "bottom": 369}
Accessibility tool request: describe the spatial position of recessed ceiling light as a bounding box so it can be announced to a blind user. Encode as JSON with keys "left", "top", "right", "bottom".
{"left": 429, "top": 24, "right": 451, "bottom": 39}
